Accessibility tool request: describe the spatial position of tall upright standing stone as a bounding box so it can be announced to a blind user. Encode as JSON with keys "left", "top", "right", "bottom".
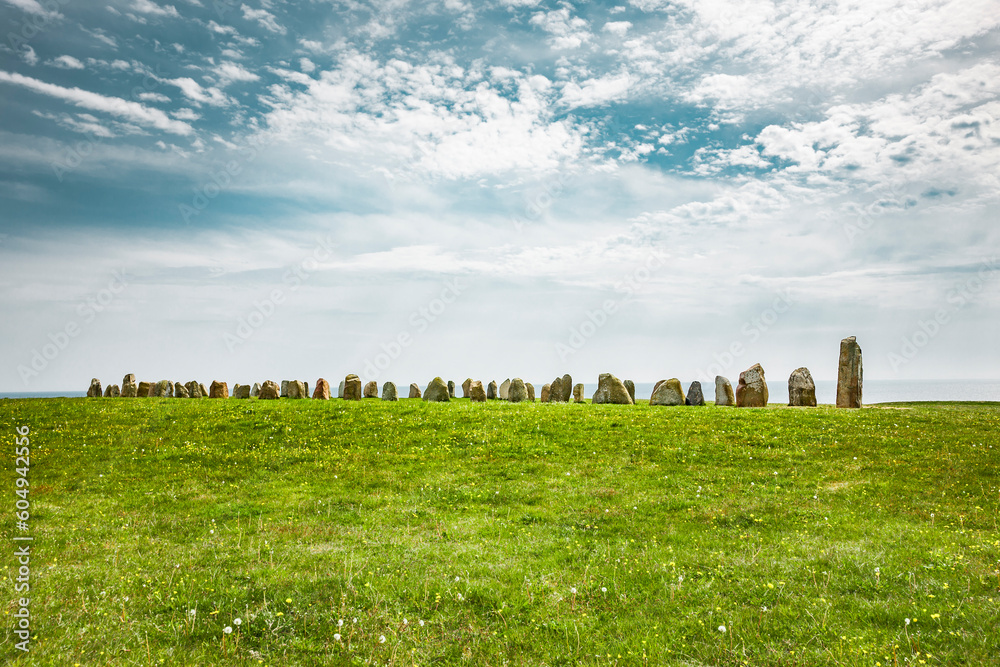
{"left": 624, "top": 379, "right": 636, "bottom": 403}
{"left": 592, "top": 373, "right": 633, "bottom": 405}
{"left": 469, "top": 380, "right": 486, "bottom": 402}
{"left": 540, "top": 384, "right": 551, "bottom": 402}
{"left": 343, "top": 375, "right": 362, "bottom": 401}
{"left": 685, "top": 381, "right": 705, "bottom": 406}
{"left": 788, "top": 368, "right": 817, "bottom": 407}
{"left": 259, "top": 380, "right": 280, "bottom": 400}
{"left": 735, "top": 364, "right": 768, "bottom": 407}
{"left": 714, "top": 376, "right": 735, "bottom": 406}
{"left": 363, "top": 381, "right": 378, "bottom": 398}
{"left": 338, "top": 380, "right": 345, "bottom": 398}
{"left": 209, "top": 381, "right": 229, "bottom": 399}
{"left": 103, "top": 384, "right": 121, "bottom": 398}
{"left": 423, "top": 377, "right": 450, "bottom": 402}
{"left": 836, "top": 336, "right": 863, "bottom": 408}
{"left": 381, "top": 382, "right": 398, "bottom": 401}
{"left": 447, "top": 380, "right": 455, "bottom": 398}
{"left": 462, "top": 378, "right": 472, "bottom": 398}
{"left": 121, "top": 374, "right": 137, "bottom": 398}
{"left": 548, "top": 377, "right": 564, "bottom": 403}
{"left": 174, "top": 382, "right": 190, "bottom": 399}
{"left": 313, "top": 379, "right": 330, "bottom": 400}
{"left": 526, "top": 382, "right": 535, "bottom": 402}
{"left": 487, "top": 381, "right": 498, "bottom": 400}
{"left": 499, "top": 379, "right": 511, "bottom": 400}
{"left": 408, "top": 383, "right": 421, "bottom": 399}
{"left": 281, "top": 381, "right": 289, "bottom": 398}
{"left": 187, "top": 381, "right": 204, "bottom": 399}
{"left": 573, "top": 383, "right": 585, "bottom": 403}
{"left": 251, "top": 382, "right": 261, "bottom": 398}
{"left": 87, "top": 378, "right": 103, "bottom": 397}
{"left": 650, "top": 378, "right": 685, "bottom": 406}
{"left": 287, "top": 381, "right": 307, "bottom": 399}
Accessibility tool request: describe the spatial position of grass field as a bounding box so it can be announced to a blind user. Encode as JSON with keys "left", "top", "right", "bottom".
{"left": 1, "top": 397, "right": 999, "bottom": 666}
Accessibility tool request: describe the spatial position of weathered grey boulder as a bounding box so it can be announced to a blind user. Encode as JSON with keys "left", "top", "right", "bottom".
{"left": 363, "top": 381, "right": 378, "bottom": 398}
{"left": 592, "top": 373, "right": 633, "bottom": 405}
{"left": 736, "top": 364, "right": 768, "bottom": 407}
{"left": 624, "top": 379, "right": 636, "bottom": 403}
{"left": 313, "top": 378, "right": 330, "bottom": 400}
{"left": 233, "top": 384, "right": 251, "bottom": 399}
{"left": 509, "top": 378, "right": 528, "bottom": 403}
{"left": 499, "top": 379, "right": 511, "bottom": 400}
{"left": 573, "top": 383, "right": 585, "bottom": 403}
{"left": 548, "top": 377, "right": 563, "bottom": 403}
{"left": 186, "top": 381, "right": 204, "bottom": 399}
{"left": 103, "top": 384, "right": 120, "bottom": 398}
{"left": 121, "top": 374, "right": 137, "bottom": 398}
{"left": 87, "top": 378, "right": 103, "bottom": 397}
{"left": 153, "top": 380, "right": 173, "bottom": 398}
{"left": 281, "top": 380, "right": 289, "bottom": 398}
{"left": 199, "top": 383, "right": 209, "bottom": 398}
{"left": 448, "top": 380, "right": 455, "bottom": 398}
{"left": 715, "top": 376, "right": 735, "bottom": 406}
{"left": 685, "top": 381, "right": 705, "bottom": 406}
{"left": 836, "top": 336, "right": 863, "bottom": 408}
{"left": 174, "top": 382, "right": 190, "bottom": 399}
{"left": 259, "top": 380, "right": 280, "bottom": 400}
{"left": 526, "top": 382, "right": 535, "bottom": 402}
{"left": 343, "top": 375, "right": 362, "bottom": 401}
{"left": 338, "top": 380, "right": 345, "bottom": 399}
{"left": 540, "top": 383, "right": 551, "bottom": 402}
{"left": 423, "top": 377, "right": 450, "bottom": 402}
{"left": 408, "top": 383, "right": 421, "bottom": 399}
{"left": 559, "top": 374, "right": 573, "bottom": 402}
{"left": 788, "top": 367, "right": 817, "bottom": 407}
{"left": 251, "top": 382, "right": 260, "bottom": 398}
{"left": 462, "top": 378, "right": 472, "bottom": 398}
{"left": 381, "top": 381, "right": 398, "bottom": 401}
{"left": 209, "top": 381, "right": 228, "bottom": 399}
{"left": 469, "top": 380, "right": 486, "bottom": 402}
{"left": 487, "top": 381, "right": 498, "bottom": 400}
{"left": 650, "top": 378, "right": 685, "bottom": 406}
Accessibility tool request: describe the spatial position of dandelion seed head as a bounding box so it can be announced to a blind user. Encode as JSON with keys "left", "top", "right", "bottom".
{"left": 718, "top": 625, "right": 726, "bottom": 633}
{"left": 234, "top": 618, "right": 242, "bottom": 626}
{"left": 334, "top": 633, "right": 341, "bottom": 641}
{"left": 223, "top": 626, "right": 232, "bottom": 634}
{"left": 379, "top": 635, "right": 386, "bottom": 643}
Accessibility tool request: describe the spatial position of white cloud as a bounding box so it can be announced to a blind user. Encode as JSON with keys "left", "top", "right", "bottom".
{"left": 529, "top": 8, "right": 591, "bottom": 49}
{"left": 602, "top": 21, "right": 632, "bottom": 37}
{"left": 138, "top": 91, "right": 171, "bottom": 103}
{"left": 21, "top": 46, "right": 38, "bottom": 66}
{"left": 165, "top": 77, "right": 232, "bottom": 106}
{"left": 130, "top": 0, "right": 180, "bottom": 17}
{"left": 561, "top": 72, "right": 631, "bottom": 108}
{"left": 214, "top": 62, "right": 260, "bottom": 86}
{"left": 171, "top": 108, "right": 201, "bottom": 120}
{"left": 3, "top": 0, "right": 62, "bottom": 18}
{"left": 0, "top": 70, "right": 193, "bottom": 135}
{"left": 48, "top": 55, "right": 85, "bottom": 70}
{"left": 241, "top": 4, "right": 286, "bottom": 34}
{"left": 207, "top": 20, "right": 237, "bottom": 35}
{"left": 299, "top": 58, "right": 316, "bottom": 73}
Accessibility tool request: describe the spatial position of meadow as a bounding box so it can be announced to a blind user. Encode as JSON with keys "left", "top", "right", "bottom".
{"left": 1, "top": 397, "right": 998, "bottom": 666}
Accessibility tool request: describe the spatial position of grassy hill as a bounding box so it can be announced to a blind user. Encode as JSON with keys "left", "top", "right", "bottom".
{"left": 2, "top": 398, "right": 998, "bottom": 665}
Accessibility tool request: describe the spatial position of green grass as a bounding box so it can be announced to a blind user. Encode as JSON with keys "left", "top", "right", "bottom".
{"left": 2, "top": 397, "right": 999, "bottom": 666}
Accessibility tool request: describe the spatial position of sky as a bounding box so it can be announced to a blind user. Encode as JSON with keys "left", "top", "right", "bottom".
{"left": 1, "top": 0, "right": 999, "bottom": 393}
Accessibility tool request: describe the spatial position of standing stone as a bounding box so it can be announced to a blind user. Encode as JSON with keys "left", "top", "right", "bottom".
{"left": 338, "top": 380, "right": 345, "bottom": 399}
{"left": 286, "top": 381, "right": 306, "bottom": 399}
{"left": 573, "top": 383, "right": 585, "bottom": 403}
{"left": 408, "top": 383, "right": 421, "bottom": 399}
{"left": 198, "top": 383, "right": 208, "bottom": 398}
{"left": 549, "top": 377, "right": 564, "bottom": 403}
{"left": 187, "top": 381, "right": 204, "bottom": 399}
{"left": 233, "top": 384, "right": 251, "bottom": 399}
{"left": 788, "top": 367, "right": 817, "bottom": 407}
{"left": 363, "top": 381, "right": 378, "bottom": 398}
{"left": 209, "top": 381, "right": 229, "bottom": 399}
{"left": 447, "top": 380, "right": 455, "bottom": 398}
{"left": 685, "top": 381, "right": 705, "bottom": 406}
{"left": 423, "top": 377, "right": 450, "bottom": 402}
{"left": 281, "top": 381, "right": 289, "bottom": 398}
{"left": 540, "top": 383, "right": 551, "bottom": 402}
{"left": 103, "top": 384, "right": 121, "bottom": 398}
{"left": 304, "top": 382, "right": 309, "bottom": 397}
{"left": 121, "top": 374, "right": 137, "bottom": 398}
{"left": 836, "top": 336, "right": 863, "bottom": 409}
{"left": 174, "top": 382, "right": 190, "bottom": 399}
{"left": 462, "top": 378, "right": 472, "bottom": 398}
{"left": 259, "top": 380, "right": 280, "bottom": 400}
{"left": 313, "top": 379, "right": 330, "bottom": 400}
{"left": 499, "top": 379, "right": 511, "bottom": 400}
{"left": 715, "top": 376, "right": 735, "bottom": 406}
{"left": 509, "top": 378, "right": 528, "bottom": 403}
{"left": 487, "top": 381, "right": 498, "bottom": 400}
{"left": 592, "top": 373, "right": 633, "bottom": 405}
{"left": 87, "top": 378, "right": 103, "bottom": 397}
{"left": 251, "top": 383, "right": 261, "bottom": 398}
{"left": 559, "top": 375, "right": 573, "bottom": 402}
{"left": 137, "top": 381, "right": 152, "bottom": 397}
{"left": 343, "top": 375, "right": 362, "bottom": 401}
{"left": 381, "top": 382, "right": 398, "bottom": 401}
{"left": 624, "top": 379, "right": 636, "bottom": 403}
{"left": 650, "top": 379, "right": 685, "bottom": 406}
{"left": 736, "top": 364, "right": 768, "bottom": 407}
{"left": 469, "top": 380, "right": 486, "bottom": 402}
{"left": 153, "top": 380, "right": 173, "bottom": 398}
{"left": 526, "top": 382, "right": 535, "bottom": 402}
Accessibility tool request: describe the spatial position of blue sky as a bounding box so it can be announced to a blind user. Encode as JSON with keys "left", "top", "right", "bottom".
{"left": 1, "top": 0, "right": 999, "bottom": 392}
